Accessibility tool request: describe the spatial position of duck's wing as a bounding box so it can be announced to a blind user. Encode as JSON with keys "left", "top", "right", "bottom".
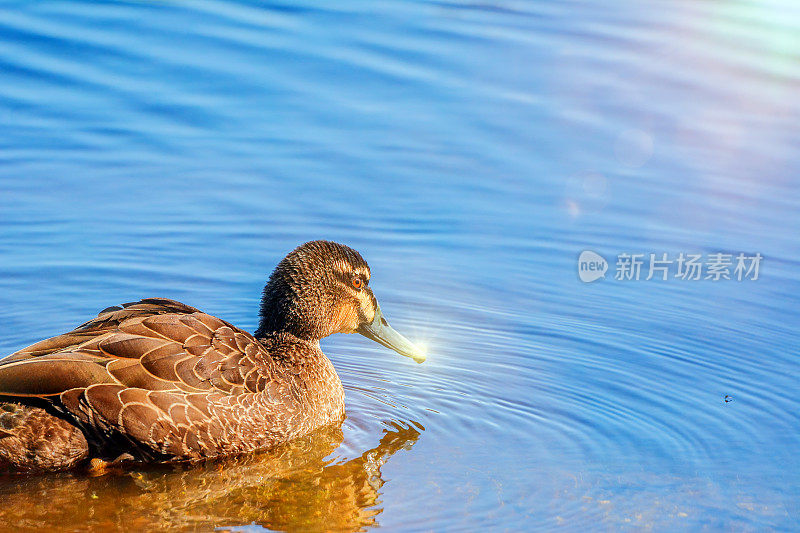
{"left": 1, "top": 298, "right": 203, "bottom": 363}
{"left": 0, "top": 298, "right": 287, "bottom": 459}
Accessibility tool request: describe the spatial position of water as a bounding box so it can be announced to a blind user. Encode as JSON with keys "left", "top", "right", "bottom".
{"left": 0, "top": 1, "right": 798, "bottom": 530}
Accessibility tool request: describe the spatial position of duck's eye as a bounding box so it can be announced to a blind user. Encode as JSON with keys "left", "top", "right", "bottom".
{"left": 352, "top": 278, "right": 363, "bottom": 289}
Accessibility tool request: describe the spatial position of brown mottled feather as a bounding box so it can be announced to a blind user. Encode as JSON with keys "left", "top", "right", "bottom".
{"left": 0, "top": 403, "right": 89, "bottom": 472}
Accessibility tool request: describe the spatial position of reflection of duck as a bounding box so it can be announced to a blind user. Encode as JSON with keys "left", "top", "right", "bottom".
{"left": 0, "top": 420, "right": 423, "bottom": 531}
{"left": 0, "top": 241, "right": 425, "bottom": 472}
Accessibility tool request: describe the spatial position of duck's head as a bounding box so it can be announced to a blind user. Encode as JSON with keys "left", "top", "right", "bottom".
{"left": 256, "top": 240, "right": 425, "bottom": 363}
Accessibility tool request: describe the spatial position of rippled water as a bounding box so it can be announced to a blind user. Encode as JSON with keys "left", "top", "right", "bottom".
{"left": 1, "top": 1, "right": 799, "bottom": 531}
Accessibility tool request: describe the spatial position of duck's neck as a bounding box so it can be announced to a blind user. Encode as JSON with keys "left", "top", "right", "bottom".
{"left": 255, "top": 330, "right": 321, "bottom": 365}
{"left": 255, "top": 330, "right": 346, "bottom": 427}
{"left": 256, "top": 274, "right": 313, "bottom": 341}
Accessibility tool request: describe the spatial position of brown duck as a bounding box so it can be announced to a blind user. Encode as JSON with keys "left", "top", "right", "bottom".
{"left": 0, "top": 241, "right": 425, "bottom": 473}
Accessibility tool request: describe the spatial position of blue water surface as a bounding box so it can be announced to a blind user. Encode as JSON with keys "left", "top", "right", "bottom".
{"left": 1, "top": 1, "right": 799, "bottom": 531}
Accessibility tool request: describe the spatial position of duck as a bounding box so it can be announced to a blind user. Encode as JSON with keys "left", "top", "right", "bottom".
{"left": 0, "top": 240, "right": 425, "bottom": 473}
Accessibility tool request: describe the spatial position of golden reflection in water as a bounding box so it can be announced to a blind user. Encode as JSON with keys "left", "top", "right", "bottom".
{"left": 0, "top": 420, "right": 423, "bottom": 532}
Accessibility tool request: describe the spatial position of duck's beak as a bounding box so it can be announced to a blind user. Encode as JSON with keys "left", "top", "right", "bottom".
{"left": 357, "top": 304, "right": 426, "bottom": 363}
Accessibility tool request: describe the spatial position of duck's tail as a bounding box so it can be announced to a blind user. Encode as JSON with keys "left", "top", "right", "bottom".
{"left": 0, "top": 402, "right": 89, "bottom": 473}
